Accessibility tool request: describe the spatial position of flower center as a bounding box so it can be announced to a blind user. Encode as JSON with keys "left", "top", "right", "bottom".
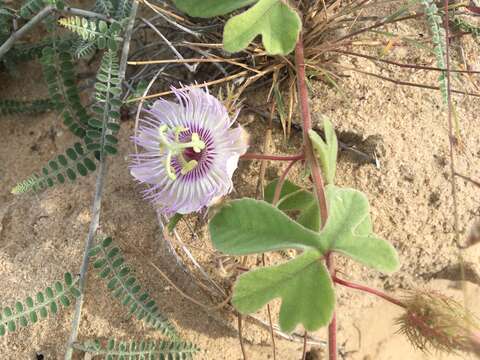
{"left": 157, "top": 124, "right": 206, "bottom": 180}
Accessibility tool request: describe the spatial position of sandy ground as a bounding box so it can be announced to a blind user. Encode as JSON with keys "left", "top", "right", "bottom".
{"left": 1, "top": 5, "right": 480, "bottom": 360}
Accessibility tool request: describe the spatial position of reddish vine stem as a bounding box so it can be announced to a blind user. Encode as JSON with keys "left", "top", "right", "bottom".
{"left": 295, "top": 34, "right": 332, "bottom": 359}
{"left": 333, "top": 275, "right": 406, "bottom": 308}
{"left": 272, "top": 158, "right": 301, "bottom": 205}
{"left": 241, "top": 152, "right": 304, "bottom": 161}
{"left": 326, "top": 253, "right": 337, "bottom": 360}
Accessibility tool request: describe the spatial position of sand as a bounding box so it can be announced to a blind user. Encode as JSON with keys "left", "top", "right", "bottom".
{"left": 1, "top": 5, "right": 480, "bottom": 360}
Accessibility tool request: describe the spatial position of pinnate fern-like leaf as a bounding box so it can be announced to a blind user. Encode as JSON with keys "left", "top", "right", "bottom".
{"left": 41, "top": 45, "right": 94, "bottom": 139}
{"left": 11, "top": 143, "right": 97, "bottom": 194}
{"left": 0, "top": 98, "right": 54, "bottom": 116}
{"left": 421, "top": 0, "right": 448, "bottom": 104}
{"left": 89, "top": 237, "right": 178, "bottom": 338}
{"left": 19, "top": 0, "right": 64, "bottom": 19}
{"left": 73, "top": 338, "right": 199, "bottom": 359}
{"left": 85, "top": 50, "right": 121, "bottom": 157}
{"left": 58, "top": 16, "right": 122, "bottom": 51}
{"left": 0, "top": 273, "right": 80, "bottom": 336}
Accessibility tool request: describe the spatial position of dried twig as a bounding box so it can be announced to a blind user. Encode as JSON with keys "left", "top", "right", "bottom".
{"left": 63, "top": 3, "right": 139, "bottom": 359}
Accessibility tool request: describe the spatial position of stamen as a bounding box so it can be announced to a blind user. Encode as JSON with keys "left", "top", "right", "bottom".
{"left": 157, "top": 125, "right": 205, "bottom": 179}
{"left": 165, "top": 151, "right": 176, "bottom": 180}
{"left": 181, "top": 160, "right": 198, "bottom": 175}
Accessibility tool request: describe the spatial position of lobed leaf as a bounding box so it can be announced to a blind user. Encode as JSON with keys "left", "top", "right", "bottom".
{"left": 223, "top": 0, "right": 301, "bottom": 55}
{"left": 209, "top": 198, "right": 324, "bottom": 255}
{"left": 172, "top": 0, "right": 257, "bottom": 17}
{"left": 233, "top": 250, "right": 334, "bottom": 332}
{"left": 309, "top": 118, "right": 338, "bottom": 185}
{"left": 264, "top": 179, "right": 320, "bottom": 231}
{"left": 319, "top": 186, "right": 400, "bottom": 273}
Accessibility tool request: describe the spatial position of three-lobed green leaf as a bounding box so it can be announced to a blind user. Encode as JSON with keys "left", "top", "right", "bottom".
{"left": 232, "top": 250, "right": 334, "bottom": 332}
{"left": 321, "top": 186, "right": 400, "bottom": 273}
{"left": 309, "top": 118, "right": 338, "bottom": 185}
{"left": 211, "top": 188, "right": 399, "bottom": 273}
{"left": 172, "top": 0, "right": 302, "bottom": 55}
{"left": 223, "top": 0, "right": 302, "bottom": 54}
{"left": 172, "top": 0, "right": 257, "bottom": 17}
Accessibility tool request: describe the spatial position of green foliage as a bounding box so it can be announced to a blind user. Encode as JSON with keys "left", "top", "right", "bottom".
{"left": 3, "top": 37, "right": 75, "bottom": 66}
{"left": 113, "top": 0, "right": 133, "bottom": 22}
{"left": 309, "top": 118, "right": 338, "bottom": 185}
{"left": 210, "top": 199, "right": 324, "bottom": 256}
{"left": 0, "top": 2, "right": 13, "bottom": 41}
{"left": 19, "top": 0, "right": 45, "bottom": 19}
{"left": 94, "top": 0, "right": 114, "bottom": 17}
{"left": 233, "top": 250, "right": 334, "bottom": 332}
{"left": 41, "top": 45, "right": 93, "bottom": 139}
{"left": 58, "top": 17, "right": 122, "bottom": 51}
{"left": 321, "top": 186, "right": 399, "bottom": 273}
{"left": 421, "top": 0, "right": 448, "bottom": 104}
{"left": 264, "top": 179, "right": 320, "bottom": 231}
{"left": 74, "top": 338, "right": 199, "bottom": 359}
{"left": 211, "top": 192, "right": 399, "bottom": 273}
{"left": 11, "top": 143, "right": 98, "bottom": 194}
{"left": 223, "top": 0, "right": 301, "bottom": 54}
{"left": 87, "top": 49, "right": 121, "bottom": 157}
{"left": 71, "top": 38, "right": 98, "bottom": 59}
{"left": 452, "top": 16, "right": 480, "bottom": 37}
{"left": 0, "top": 273, "right": 80, "bottom": 336}
{"left": 209, "top": 181, "right": 399, "bottom": 332}
{"left": 172, "top": 0, "right": 256, "bottom": 17}
{"left": 172, "top": 0, "right": 301, "bottom": 55}
{"left": 19, "top": 0, "right": 64, "bottom": 19}
{"left": 0, "top": 98, "right": 54, "bottom": 116}
{"left": 89, "top": 237, "right": 178, "bottom": 338}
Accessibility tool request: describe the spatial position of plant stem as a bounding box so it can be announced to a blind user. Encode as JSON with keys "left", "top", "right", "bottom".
{"left": 0, "top": 6, "right": 54, "bottom": 60}
{"left": 63, "top": 3, "right": 138, "bottom": 359}
{"left": 295, "top": 34, "right": 333, "bottom": 358}
{"left": 333, "top": 275, "right": 406, "bottom": 308}
{"left": 237, "top": 314, "right": 249, "bottom": 360}
{"left": 0, "top": 6, "right": 112, "bottom": 60}
{"left": 241, "top": 152, "right": 304, "bottom": 161}
{"left": 272, "top": 158, "right": 300, "bottom": 205}
{"left": 326, "top": 253, "right": 337, "bottom": 360}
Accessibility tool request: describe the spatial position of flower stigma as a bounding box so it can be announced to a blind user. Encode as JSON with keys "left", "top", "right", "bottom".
{"left": 157, "top": 124, "right": 206, "bottom": 180}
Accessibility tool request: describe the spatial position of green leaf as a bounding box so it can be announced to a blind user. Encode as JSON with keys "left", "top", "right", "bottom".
{"left": 233, "top": 250, "right": 334, "bottom": 332}
{"left": 172, "top": 0, "right": 257, "bottom": 17}
{"left": 223, "top": 0, "right": 302, "bottom": 55}
{"left": 264, "top": 179, "right": 320, "bottom": 231}
{"left": 309, "top": 118, "right": 338, "bottom": 185}
{"left": 167, "top": 213, "right": 183, "bottom": 234}
{"left": 319, "top": 186, "right": 400, "bottom": 273}
{"left": 209, "top": 199, "right": 324, "bottom": 255}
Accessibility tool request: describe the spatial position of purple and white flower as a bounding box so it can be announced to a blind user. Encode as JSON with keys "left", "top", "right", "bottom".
{"left": 130, "top": 87, "right": 249, "bottom": 215}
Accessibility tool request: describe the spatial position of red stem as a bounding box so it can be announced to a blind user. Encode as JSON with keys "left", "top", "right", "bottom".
{"left": 241, "top": 152, "right": 304, "bottom": 161}
{"left": 333, "top": 275, "right": 406, "bottom": 308}
{"left": 326, "top": 253, "right": 337, "bottom": 360}
{"left": 272, "top": 159, "right": 300, "bottom": 205}
{"left": 295, "top": 34, "right": 332, "bottom": 358}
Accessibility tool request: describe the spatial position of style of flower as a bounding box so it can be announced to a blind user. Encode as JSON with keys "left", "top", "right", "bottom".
{"left": 130, "top": 87, "right": 248, "bottom": 215}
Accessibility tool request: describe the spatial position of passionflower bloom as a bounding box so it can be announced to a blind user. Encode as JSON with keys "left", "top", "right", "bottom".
{"left": 130, "top": 87, "right": 248, "bottom": 215}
